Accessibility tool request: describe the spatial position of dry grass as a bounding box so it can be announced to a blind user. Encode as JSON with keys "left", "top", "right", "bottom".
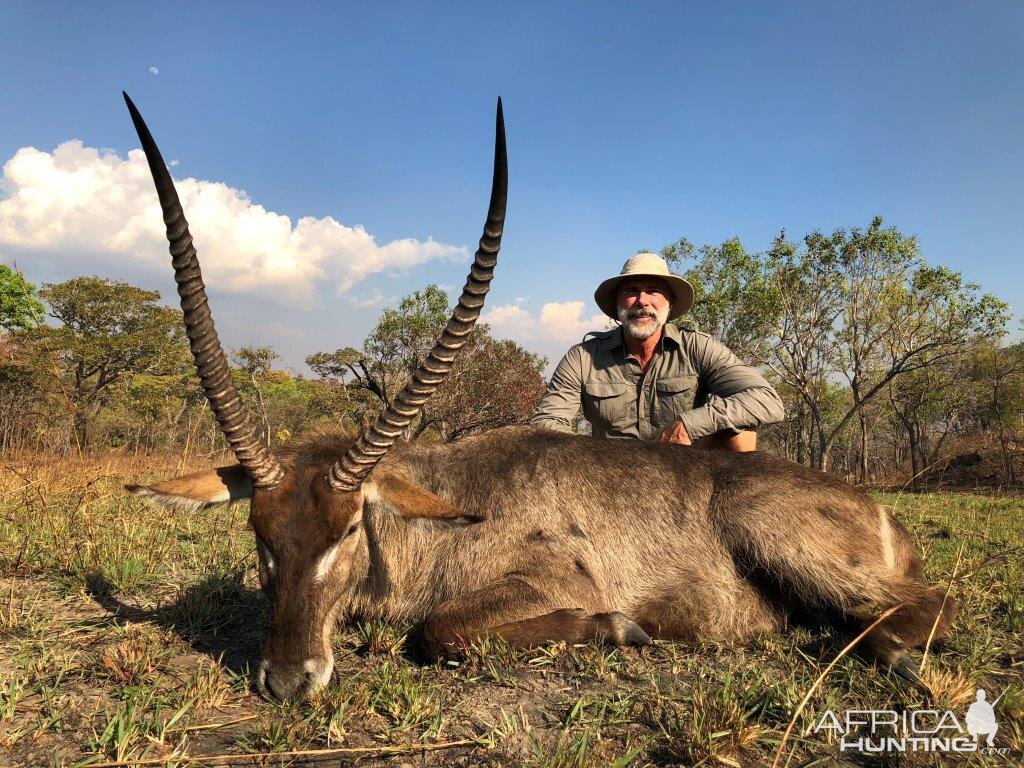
{"left": 1, "top": 451, "right": 1021, "bottom": 766}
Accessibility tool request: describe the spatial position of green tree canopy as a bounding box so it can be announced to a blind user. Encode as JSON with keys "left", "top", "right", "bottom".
{"left": 0, "top": 264, "right": 45, "bottom": 332}
{"left": 34, "top": 276, "right": 188, "bottom": 445}
{"left": 232, "top": 346, "right": 282, "bottom": 443}
{"left": 664, "top": 217, "right": 1010, "bottom": 472}
{"left": 308, "top": 284, "right": 546, "bottom": 440}
{"left": 663, "top": 236, "right": 778, "bottom": 361}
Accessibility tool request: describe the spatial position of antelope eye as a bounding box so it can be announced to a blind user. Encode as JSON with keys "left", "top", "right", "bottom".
{"left": 342, "top": 521, "right": 360, "bottom": 539}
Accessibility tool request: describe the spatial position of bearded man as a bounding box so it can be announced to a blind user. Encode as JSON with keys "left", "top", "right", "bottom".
{"left": 529, "top": 252, "right": 783, "bottom": 450}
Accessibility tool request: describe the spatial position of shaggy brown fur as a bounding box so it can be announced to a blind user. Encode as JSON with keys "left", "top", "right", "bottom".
{"left": 131, "top": 426, "right": 954, "bottom": 701}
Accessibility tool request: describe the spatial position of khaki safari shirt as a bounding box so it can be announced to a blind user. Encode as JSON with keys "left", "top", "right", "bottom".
{"left": 529, "top": 323, "right": 784, "bottom": 440}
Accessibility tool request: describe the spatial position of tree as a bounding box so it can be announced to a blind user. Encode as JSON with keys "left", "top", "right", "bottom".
{"left": 419, "top": 331, "right": 546, "bottom": 441}
{"left": 365, "top": 285, "right": 451, "bottom": 404}
{"left": 672, "top": 230, "right": 844, "bottom": 467}
{"left": 0, "top": 269, "right": 70, "bottom": 451}
{"left": 665, "top": 218, "right": 1010, "bottom": 474}
{"left": 232, "top": 346, "right": 281, "bottom": 444}
{"left": 967, "top": 342, "right": 1024, "bottom": 483}
{"left": 0, "top": 264, "right": 45, "bottom": 332}
{"left": 308, "top": 284, "right": 546, "bottom": 441}
{"left": 306, "top": 347, "right": 386, "bottom": 409}
{"left": 767, "top": 220, "right": 1008, "bottom": 472}
{"left": 886, "top": 357, "right": 965, "bottom": 487}
{"left": 308, "top": 286, "right": 451, "bottom": 414}
{"left": 0, "top": 337, "right": 66, "bottom": 451}
{"left": 99, "top": 371, "right": 203, "bottom": 452}
{"left": 663, "top": 236, "right": 778, "bottom": 362}
{"left": 34, "top": 277, "right": 188, "bottom": 446}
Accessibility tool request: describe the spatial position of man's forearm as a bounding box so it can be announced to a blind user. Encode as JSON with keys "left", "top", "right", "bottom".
{"left": 528, "top": 347, "right": 586, "bottom": 435}
{"left": 684, "top": 333, "right": 785, "bottom": 440}
{"left": 693, "top": 429, "right": 757, "bottom": 452}
{"left": 678, "top": 387, "right": 784, "bottom": 441}
{"left": 527, "top": 414, "right": 576, "bottom": 433}
{"left": 659, "top": 418, "right": 758, "bottom": 452}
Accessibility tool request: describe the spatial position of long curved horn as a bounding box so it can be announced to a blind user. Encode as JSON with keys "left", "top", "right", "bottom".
{"left": 123, "top": 92, "right": 284, "bottom": 488}
{"left": 328, "top": 98, "right": 507, "bottom": 491}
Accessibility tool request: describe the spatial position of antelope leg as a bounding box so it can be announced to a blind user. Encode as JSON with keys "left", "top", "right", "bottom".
{"left": 419, "top": 575, "right": 651, "bottom": 659}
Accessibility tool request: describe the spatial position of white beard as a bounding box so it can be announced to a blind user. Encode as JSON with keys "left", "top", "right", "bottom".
{"left": 618, "top": 305, "right": 669, "bottom": 340}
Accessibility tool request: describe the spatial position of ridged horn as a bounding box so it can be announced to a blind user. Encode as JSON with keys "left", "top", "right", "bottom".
{"left": 123, "top": 92, "right": 285, "bottom": 489}
{"left": 328, "top": 98, "right": 507, "bottom": 491}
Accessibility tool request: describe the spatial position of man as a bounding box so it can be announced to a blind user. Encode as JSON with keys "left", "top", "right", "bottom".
{"left": 529, "top": 252, "right": 784, "bottom": 450}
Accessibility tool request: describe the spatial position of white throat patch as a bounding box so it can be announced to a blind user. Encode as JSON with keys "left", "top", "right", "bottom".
{"left": 313, "top": 543, "right": 341, "bottom": 583}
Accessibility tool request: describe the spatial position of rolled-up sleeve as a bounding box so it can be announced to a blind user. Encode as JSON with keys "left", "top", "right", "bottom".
{"left": 676, "top": 334, "right": 784, "bottom": 440}
{"left": 529, "top": 346, "right": 585, "bottom": 433}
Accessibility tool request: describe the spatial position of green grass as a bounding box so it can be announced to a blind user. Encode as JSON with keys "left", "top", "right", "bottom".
{"left": 1, "top": 454, "right": 1021, "bottom": 766}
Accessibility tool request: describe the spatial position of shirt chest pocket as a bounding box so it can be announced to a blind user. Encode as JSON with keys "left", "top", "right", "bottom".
{"left": 653, "top": 374, "right": 698, "bottom": 426}
{"left": 582, "top": 380, "right": 633, "bottom": 431}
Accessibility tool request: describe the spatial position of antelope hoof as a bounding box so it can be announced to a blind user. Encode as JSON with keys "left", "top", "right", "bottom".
{"left": 595, "top": 611, "right": 653, "bottom": 647}
{"left": 890, "top": 655, "right": 932, "bottom": 699}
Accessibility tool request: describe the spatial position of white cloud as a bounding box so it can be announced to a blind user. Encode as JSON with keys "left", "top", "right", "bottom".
{"left": 483, "top": 303, "right": 533, "bottom": 335}
{"left": 347, "top": 290, "right": 395, "bottom": 308}
{"left": 483, "top": 300, "right": 614, "bottom": 372}
{"left": 0, "top": 141, "right": 466, "bottom": 304}
{"left": 484, "top": 300, "right": 613, "bottom": 343}
{"left": 148, "top": 66, "right": 159, "bottom": 75}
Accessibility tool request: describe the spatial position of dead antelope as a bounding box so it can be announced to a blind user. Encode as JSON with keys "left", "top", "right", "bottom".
{"left": 123, "top": 93, "right": 954, "bottom": 702}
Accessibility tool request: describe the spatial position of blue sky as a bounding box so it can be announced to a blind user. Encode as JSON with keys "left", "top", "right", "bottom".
{"left": 2, "top": 1, "right": 1022, "bottom": 371}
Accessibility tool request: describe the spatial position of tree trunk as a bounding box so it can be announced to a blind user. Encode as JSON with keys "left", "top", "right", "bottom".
{"left": 858, "top": 414, "right": 869, "bottom": 483}
{"left": 73, "top": 403, "right": 89, "bottom": 449}
{"left": 907, "top": 423, "right": 921, "bottom": 490}
{"left": 813, "top": 409, "right": 830, "bottom": 472}
{"left": 817, "top": 436, "right": 830, "bottom": 473}
{"left": 795, "top": 404, "right": 806, "bottom": 465}
{"left": 997, "top": 422, "right": 1014, "bottom": 484}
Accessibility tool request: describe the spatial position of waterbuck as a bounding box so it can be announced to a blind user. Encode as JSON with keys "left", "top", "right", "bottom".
{"left": 122, "top": 93, "right": 953, "bottom": 702}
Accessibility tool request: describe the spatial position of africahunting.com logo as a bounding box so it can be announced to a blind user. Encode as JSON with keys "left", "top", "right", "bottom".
{"left": 813, "top": 688, "right": 1009, "bottom": 755}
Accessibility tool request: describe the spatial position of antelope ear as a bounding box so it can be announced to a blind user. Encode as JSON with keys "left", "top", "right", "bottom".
{"left": 126, "top": 465, "right": 253, "bottom": 511}
{"left": 368, "top": 469, "right": 481, "bottom": 522}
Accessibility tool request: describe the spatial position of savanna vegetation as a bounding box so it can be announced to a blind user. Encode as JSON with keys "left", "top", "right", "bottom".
{"left": 1, "top": 457, "right": 1020, "bottom": 765}
{"left": 1, "top": 216, "right": 1023, "bottom": 765}
{"left": 3, "top": 217, "right": 1021, "bottom": 488}
{"left": 0, "top": 278, "right": 547, "bottom": 456}
{"left": 663, "top": 217, "right": 1020, "bottom": 487}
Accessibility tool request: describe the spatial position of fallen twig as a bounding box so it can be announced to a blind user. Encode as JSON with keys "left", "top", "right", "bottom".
{"left": 173, "top": 714, "right": 258, "bottom": 734}
{"left": 81, "top": 738, "right": 479, "bottom": 767}
{"left": 920, "top": 538, "right": 965, "bottom": 674}
{"left": 770, "top": 603, "right": 905, "bottom": 768}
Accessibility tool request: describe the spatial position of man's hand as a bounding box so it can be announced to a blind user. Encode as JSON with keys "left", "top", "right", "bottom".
{"left": 658, "top": 418, "right": 691, "bottom": 445}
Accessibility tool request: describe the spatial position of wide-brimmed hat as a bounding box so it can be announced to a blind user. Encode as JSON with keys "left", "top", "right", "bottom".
{"left": 594, "top": 252, "right": 694, "bottom": 320}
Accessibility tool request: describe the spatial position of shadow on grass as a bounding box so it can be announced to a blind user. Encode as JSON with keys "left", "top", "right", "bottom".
{"left": 83, "top": 569, "right": 267, "bottom": 676}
